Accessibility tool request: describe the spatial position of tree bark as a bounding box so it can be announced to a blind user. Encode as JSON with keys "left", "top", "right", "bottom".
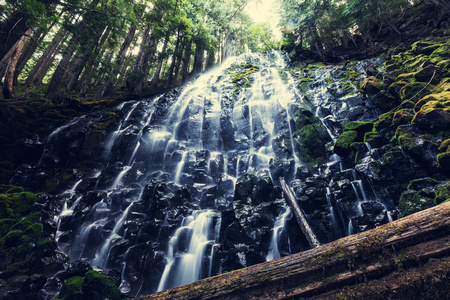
{"left": 2, "top": 28, "right": 32, "bottom": 98}
{"left": 100, "top": 22, "right": 138, "bottom": 96}
{"left": 25, "top": 25, "right": 67, "bottom": 86}
{"left": 13, "top": 29, "right": 45, "bottom": 84}
{"left": 137, "top": 202, "right": 450, "bottom": 300}
{"left": 181, "top": 38, "right": 192, "bottom": 83}
{"left": 0, "top": 11, "right": 30, "bottom": 62}
{"left": 46, "top": 41, "right": 75, "bottom": 96}
{"left": 166, "top": 29, "right": 182, "bottom": 88}
{"left": 150, "top": 32, "right": 170, "bottom": 90}
{"left": 192, "top": 40, "right": 204, "bottom": 76}
{"left": 280, "top": 177, "right": 320, "bottom": 248}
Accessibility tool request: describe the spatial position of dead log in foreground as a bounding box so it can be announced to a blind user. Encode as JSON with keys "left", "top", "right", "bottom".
{"left": 280, "top": 177, "right": 320, "bottom": 248}
{"left": 136, "top": 202, "right": 450, "bottom": 300}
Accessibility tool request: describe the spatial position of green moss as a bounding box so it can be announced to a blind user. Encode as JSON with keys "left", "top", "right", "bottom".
{"left": 2, "top": 259, "right": 30, "bottom": 279}
{"left": 434, "top": 183, "right": 450, "bottom": 204}
{"left": 44, "top": 178, "right": 59, "bottom": 193}
{"left": 12, "top": 212, "right": 40, "bottom": 230}
{"left": 439, "top": 139, "right": 450, "bottom": 152}
{"left": 23, "top": 223, "right": 43, "bottom": 241}
{"left": 392, "top": 109, "right": 414, "bottom": 126}
{"left": 343, "top": 121, "right": 374, "bottom": 134}
{"left": 4, "top": 229, "right": 23, "bottom": 247}
{"left": 360, "top": 77, "right": 387, "bottom": 95}
{"left": 10, "top": 192, "right": 36, "bottom": 217}
{"left": 0, "top": 195, "right": 15, "bottom": 219}
{"left": 6, "top": 186, "right": 25, "bottom": 194}
{"left": 295, "top": 123, "right": 331, "bottom": 167}
{"left": 0, "top": 218, "right": 16, "bottom": 234}
{"left": 399, "top": 82, "right": 429, "bottom": 102}
{"left": 82, "top": 270, "right": 121, "bottom": 300}
{"left": 59, "top": 276, "right": 85, "bottom": 300}
{"left": 437, "top": 152, "right": 450, "bottom": 176}
{"left": 334, "top": 131, "right": 358, "bottom": 157}
{"left": 408, "top": 178, "right": 439, "bottom": 190}
{"left": 398, "top": 190, "right": 435, "bottom": 217}
{"left": 364, "top": 131, "right": 384, "bottom": 148}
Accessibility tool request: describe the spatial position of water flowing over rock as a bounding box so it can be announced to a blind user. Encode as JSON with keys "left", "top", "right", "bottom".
{"left": 14, "top": 51, "right": 399, "bottom": 297}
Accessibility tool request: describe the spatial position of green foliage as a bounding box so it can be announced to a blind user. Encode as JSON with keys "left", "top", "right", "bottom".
{"left": 398, "top": 190, "right": 435, "bottom": 217}
{"left": 82, "top": 270, "right": 121, "bottom": 300}
{"left": 59, "top": 276, "right": 85, "bottom": 300}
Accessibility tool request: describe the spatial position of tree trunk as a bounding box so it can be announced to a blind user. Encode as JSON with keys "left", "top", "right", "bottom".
{"left": 181, "top": 38, "right": 192, "bottom": 83}
{"left": 126, "top": 23, "right": 153, "bottom": 93}
{"left": 0, "top": 11, "right": 30, "bottom": 61}
{"left": 13, "top": 29, "right": 45, "bottom": 84}
{"left": 171, "top": 37, "right": 185, "bottom": 88}
{"left": 46, "top": 41, "right": 75, "bottom": 96}
{"left": 149, "top": 32, "right": 170, "bottom": 90}
{"left": 2, "top": 28, "right": 32, "bottom": 98}
{"left": 137, "top": 202, "right": 450, "bottom": 300}
{"left": 0, "top": 41, "right": 18, "bottom": 82}
{"left": 166, "top": 29, "right": 181, "bottom": 89}
{"left": 280, "top": 177, "right": 320, "bottom": 248}
{"left": 100, "top": 22, "right": 138, "bottom": 96}
{"left": 131, "top": 34, "right": 157, "bottom": 95}
{"left": 205, "top": 49, "right": 215, "bottom": 71}
{"left": 192, "top": 41, "right": 204, "bottom": 76}
{"left": 25, "top": 25, "right": 67, "bottom": 86}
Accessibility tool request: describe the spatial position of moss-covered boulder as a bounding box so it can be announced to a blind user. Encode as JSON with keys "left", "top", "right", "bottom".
{"left": 437, "top": 152, "right": 450, "bottom": 175}
{"left": 82, "top": 270, "right": 121, "bottom": 300}
{"left": 412, "top": 99, "right": 450, "bottom": 130}
{"left": 360, "top": 77, "right": 387, "bottom": 95}
{"left": 58, "top": 276, "right": 85, "bottom": 300}
{"left": 435, "top": 182, "right": 450, "bottom": 204}
{"left": 334, "top": 130, "right": 358, "bottom": 157}
{"left": 398, "top": 190, "right": 435, "bottom": 217}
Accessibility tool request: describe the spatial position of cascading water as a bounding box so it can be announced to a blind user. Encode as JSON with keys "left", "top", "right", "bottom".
{"left": 26, "top": 51, "right": 396, "bottom": 297}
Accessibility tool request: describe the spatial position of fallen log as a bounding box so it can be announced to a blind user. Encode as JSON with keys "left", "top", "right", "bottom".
{"left": 279, "top": 177, "right": 320, "bottom": 248}
{"left": 136, "top": 201, "right": 450, "bottom": 300}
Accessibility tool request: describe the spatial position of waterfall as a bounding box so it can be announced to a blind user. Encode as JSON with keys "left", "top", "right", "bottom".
{"left": 34, "top": 51, "right": 393, "bottom": 297}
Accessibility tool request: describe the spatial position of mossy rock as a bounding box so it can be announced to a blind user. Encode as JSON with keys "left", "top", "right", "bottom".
{"left": 343, "top": 121, "right": 374, "bottom": 135}
{"left": 59, "top": 276, "right": 85, "bottom": 300}
{"left": 0, "top": 195, "right": 15, "bottom": 219}
{"left": 371, "top": 91, "right": 399, "bottom": 112}
{"left": 387, "top": 81, "right": 408, "bottom": 98}
{"left": 350, "top": 142, "right": 367, "bottom": 164}
{"left": 439, "top": 139, "right": 450, "bottom": 152}
{"left": 295, "top": 123, "right": 331, "bottom": 167}
{"left": 10, "top": 192, "right": 36, "bottom": 218}
{"left": 430, "top": 43, "right": 450, "bottom": 59}
{"left": 360, "top": 77, "right": 387, "bottom": 95}
{"left": 392, "top": 109, "right": 414, "bottom": 127}
{"left": 435, "top": 182, "right": 450, "bottom": 204}
{"left": 22, "top": 223, "right": 43, "bottom": 242}
{"left": 411, "top": 40, "right": 442, "bottom": 55}
{"left": 4, "top": 229, "right": 24, "bottom": 248}
{"left": 12, "top": 211, "right": 40, "bottom": 231}
{"left": 437, "top": 152, "right": 450, "bottom": 175}
{"left": 1, "top": 259, "right": 30, "bottom": 280}
{"left": 399, "top": 82, "right": 430, "bottom": 102}
{"left": 412, "top": 99, "right": 450, "bottom": 130}
{"left": 373, "top": 111, "right": 396, "bottom": 143}
{"left": 398, "top": 190, "right": 435, "bottom": 217}
{"left": 82, "top": 270, "right": 121, "bottom": 300}
{"left": 0, "top": 218, "right": 16, "bottom": 234}
{"left": 408, "top": 177, "right": 439, "bottom": 190}
{"left": 6, "top": 186, "right": 25, "bottom": 194}
{"left": 364, "top": 131, "right": 385, "bottom": 148}
{"left": 334, "top": 130, "right": 358, "bottom": 157}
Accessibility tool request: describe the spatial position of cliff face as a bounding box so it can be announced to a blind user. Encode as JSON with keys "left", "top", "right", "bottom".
{"left": 137, "top": 202, "right": 450, "bottom": 300}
